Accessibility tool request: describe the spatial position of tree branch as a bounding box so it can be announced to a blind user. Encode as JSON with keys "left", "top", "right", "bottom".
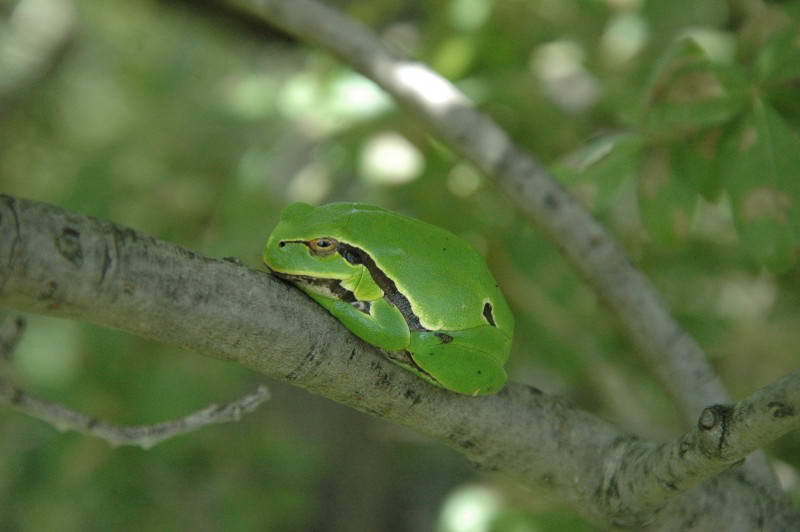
{"left": 0, "top": 194, "right": 797, "bottom": 530}
{"left": 0, "top": 375, "right": 270, "bottom": 449}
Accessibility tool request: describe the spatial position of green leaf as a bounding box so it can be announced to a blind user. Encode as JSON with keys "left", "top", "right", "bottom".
{"left": 638, "top": 146, "right": 697, "bottom": 247}
{"left": 672, "top": 127, "right": 727, "bottom": 201}
{"left": 640, "top": 37, "right": 748, "bottom": 135}
{"left": 554, "top": 132, "right": 643, "bottom": 211}
{"left": 723, "top": 98, "right": 800, "bottom": 272}
{"left": 755, "top": 27, "right": 800, "bottom": 86}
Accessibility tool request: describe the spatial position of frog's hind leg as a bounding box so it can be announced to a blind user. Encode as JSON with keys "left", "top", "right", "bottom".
{"left": 408, "top": 327, "right": 510, "bottom": 395}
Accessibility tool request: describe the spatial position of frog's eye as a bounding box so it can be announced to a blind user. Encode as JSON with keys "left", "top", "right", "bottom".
{"left": 308, "top": 237, "right": 339, "bottom": 256}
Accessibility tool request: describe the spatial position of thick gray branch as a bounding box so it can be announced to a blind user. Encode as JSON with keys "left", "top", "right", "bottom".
{"left": 611, "top": 370, "right": 800, "bottom": 518}
{"left": 0, "top": 194, "right": 797, "bottom": 530}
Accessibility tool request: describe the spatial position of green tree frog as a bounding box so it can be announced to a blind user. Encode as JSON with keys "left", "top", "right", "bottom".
{"left": 263, "top": 202, "right": 514, "bottom": 395}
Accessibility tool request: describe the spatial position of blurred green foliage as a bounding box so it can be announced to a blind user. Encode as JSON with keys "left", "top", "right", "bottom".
{"left": 2, "top": 0, "right": 800, "bottom": 530}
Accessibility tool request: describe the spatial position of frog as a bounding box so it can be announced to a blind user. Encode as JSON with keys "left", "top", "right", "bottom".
{"left": 263, "top": 202, "right": 514, "bottom": 395}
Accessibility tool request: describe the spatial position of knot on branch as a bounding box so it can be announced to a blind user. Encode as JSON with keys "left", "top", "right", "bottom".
{"left": 698, "top": 404, "right": 734, "bottom": 458}
{"left": 767, "top": 401, "right": 795, "bottom": 419}
{"left": 698, "top": 404, "right": 732, "bottom": 432}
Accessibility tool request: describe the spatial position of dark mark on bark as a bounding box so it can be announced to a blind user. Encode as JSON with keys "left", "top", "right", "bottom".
{"left": 544, "top": 193, "right": 559, "bottom": 210}
{"left": 11, "top": 387, "right": 23, "bottom": 404}
{"left": 493, "top": 145, "right": 518, "bottom": 179}
{"left": 100, "top": 242, "right": 112, "bottom": 283}
{"left": 56, "top": 227, "right": 83, "bottom": 267}
{"left": 678, "top": 440, "right": 691, "bottom": 458}
{"left": 38, "top": 280, "right": 58, "bottom": 300}
{"left": 285, "top": 344, "right": 321, "bottom": 382}
{"left": 698, "top": 404, "right": 733, "bottom": 451}
{"left": 404, "top": 389, "right": 422, "bottom": 406}
{"left": 767, "top": 401, "right": 794, "bottom": 418}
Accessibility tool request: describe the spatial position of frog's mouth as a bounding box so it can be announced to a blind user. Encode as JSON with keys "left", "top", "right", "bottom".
{"left": 269, "top": 270, "right": 355, "bottom": 302}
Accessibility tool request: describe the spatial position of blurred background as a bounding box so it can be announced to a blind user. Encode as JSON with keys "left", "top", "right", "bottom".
{"left": 2, "top": 0, "right": 800, "bottom": 530}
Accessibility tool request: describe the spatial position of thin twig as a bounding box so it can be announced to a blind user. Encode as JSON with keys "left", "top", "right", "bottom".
{"left": 0, "top": 314, "right": 269, "bottom": 448}
{"left": 0, "top": 379, "right": 270, "bottom": 449}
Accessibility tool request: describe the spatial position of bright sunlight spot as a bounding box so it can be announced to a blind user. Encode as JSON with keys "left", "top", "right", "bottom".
{"left": 600, "top": 12, "right": 647, "bottom": 67}
{"left": 359, "top": 132, "right": 423, "bottom": 185}
{"left": 393, "top": 62, "right": 468, "bottom": 110}
{"left": 287, "top": 162, "right": 332, "bottom": 204}
{"left": 449, "top": 0, "right": 493, "bottom": 32}
{"left": 531, "top": 40, "right": 599, "bottom": 113}
{"left": 447, "top": 162, "right": 482, "bottom": 197}
{"left": 438, "top": 485, "right": 504, "bottom": 532}
{"left": 716, "top": 274, "right": 776, "bottom": 319}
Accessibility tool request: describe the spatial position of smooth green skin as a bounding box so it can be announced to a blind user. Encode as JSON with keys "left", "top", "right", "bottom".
{"left": 263, "top": 202, "right": 514, "bottom": 395}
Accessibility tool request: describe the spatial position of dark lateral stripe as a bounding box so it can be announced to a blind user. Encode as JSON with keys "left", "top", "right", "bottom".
{"left": 337, "top": 242, "right": 428, "bottom": 331}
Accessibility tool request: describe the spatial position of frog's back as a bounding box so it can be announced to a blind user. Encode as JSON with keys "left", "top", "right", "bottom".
{"left": 336, "top": 203, "right": 513, "bottom": 335}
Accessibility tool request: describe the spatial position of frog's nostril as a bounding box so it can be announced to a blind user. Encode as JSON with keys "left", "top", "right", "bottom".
{"left": 279, "top": 241, "right": 286, "bottom": 248}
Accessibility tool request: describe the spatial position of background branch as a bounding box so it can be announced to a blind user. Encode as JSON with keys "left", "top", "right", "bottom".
{"left": 1, "top": 194, "right": 797, "bottom": 530}
{"left": 0, "top": 376, "right": 270, "bottom": 449}
{"left": 0, "top": 315, "right": 270, "bottom": 448}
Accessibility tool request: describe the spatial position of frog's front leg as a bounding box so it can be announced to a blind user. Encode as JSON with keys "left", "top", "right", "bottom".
{"left": 408, "top": 327, "right": 510, "bottom": 395}
{"left": 307, "top": 292, "right": 410, "bottom": 350}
